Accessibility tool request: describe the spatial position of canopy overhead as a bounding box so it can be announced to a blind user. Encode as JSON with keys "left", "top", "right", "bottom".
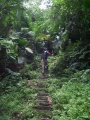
{"left": 25, "top": 47, "right": 33, "bottom": 54}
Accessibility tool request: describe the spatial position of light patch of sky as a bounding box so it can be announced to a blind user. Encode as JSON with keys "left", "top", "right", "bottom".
{"left": 39, "top": 0, "right": 52, "bottom": 10}
{"left": 23, "top": 2, "right": 30, "bottom": 8}
{"left": 23, "top": 0, "right": 52, "bottom": 10}
{"left": 23, "top": 1, "right": 36, "bottom": 8}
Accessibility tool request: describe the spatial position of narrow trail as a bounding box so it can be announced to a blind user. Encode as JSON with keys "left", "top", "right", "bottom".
{"left": 33, "top": 74, "right": 52, "bottom": 120}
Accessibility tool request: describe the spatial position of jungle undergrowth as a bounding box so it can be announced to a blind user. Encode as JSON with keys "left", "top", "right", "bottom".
{"left": 0, "top": 54, "right": 90, "bottom": 120}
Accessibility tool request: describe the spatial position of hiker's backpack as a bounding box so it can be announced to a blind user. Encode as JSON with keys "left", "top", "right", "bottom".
{"left": 42, "top": 51, "right": 48, "bottom": 59}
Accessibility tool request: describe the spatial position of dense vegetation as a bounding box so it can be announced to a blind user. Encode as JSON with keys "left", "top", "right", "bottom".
{"left": 0, "top": 0, "right": 90, "bottom": 119}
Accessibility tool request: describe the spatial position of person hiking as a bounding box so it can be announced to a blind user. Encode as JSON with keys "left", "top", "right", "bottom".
{"left": 41, "top": 48, "right": 52, "bottom": 74}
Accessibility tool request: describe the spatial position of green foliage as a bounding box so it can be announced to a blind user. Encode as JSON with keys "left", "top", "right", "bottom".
{"left": 0, "top": 0, "right": 23, "bottom": 37}
{"left": 0, "top": 38, "right": 18, "bottom": 75}
{"left": 20, "top": 61, "right": 41, "bottom": 80}
{"left": 70, "top": 69, "right": 90, "bottom": 83}
{"left": 50, "top": 40, "right": 90, "bottom": 76}
{"left": 0, "top": 78, "right": 37, "bottom": 120}
{"left": 0, "top": 39, "right": 18, "bottom": 58}
{"left": 47, "top": 71, "right": 90, "bottom": 120}
{"left": 0, "top": 71, "right": 21, "bottom": 91}
{"left": 18, "top": 39, "right": 29, "bottom": 46}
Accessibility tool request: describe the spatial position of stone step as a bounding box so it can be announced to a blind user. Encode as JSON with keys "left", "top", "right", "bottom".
{"left": 33, "top": 77, "right": 52, "bottom": 119}
{"left": 35, "top": 87, "right": 47, "bottom": 90}
{"left": 33, "top": 105, "right": 52, "bottom": 111}
{"left": 37, "top": 94, "right": 48, "bottom": 97}
{"left": 37, "top": 93, "right": 49, "bottom": 97}
{"left": 35, "top": 88, "right": 48, "bottom": 92}
{"left": 38, "top": 91, "right": 48, "bottom": 94}
{"left": 42, "top": 115, "right": 51, "bottom": 119}
{"left": 37, "top": 96, "right": 48, "bottom": 100}
{"left": 39, "top": 118, "right": 51, "bottom": 120}
{"left": 39, "top": 115, "right": 52, "bottom": 120}
{"left": 37, "top": 92, "right": 48, "bottom": 96}
{"left": 38, "top": 102, "right": 52, "bottom": 106}
{"left": 35, "top": 99, "right": 49, "bottom": 104}
{"left": 40, "top": 118, "right": 51, "bottom": 120}
{"left": 35, "top": 101, "right": 51, "bottom": 106}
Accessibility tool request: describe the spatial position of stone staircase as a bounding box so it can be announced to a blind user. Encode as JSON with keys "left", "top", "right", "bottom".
{"left": 33, "top": 75, "right": 52, "bottom": 120}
